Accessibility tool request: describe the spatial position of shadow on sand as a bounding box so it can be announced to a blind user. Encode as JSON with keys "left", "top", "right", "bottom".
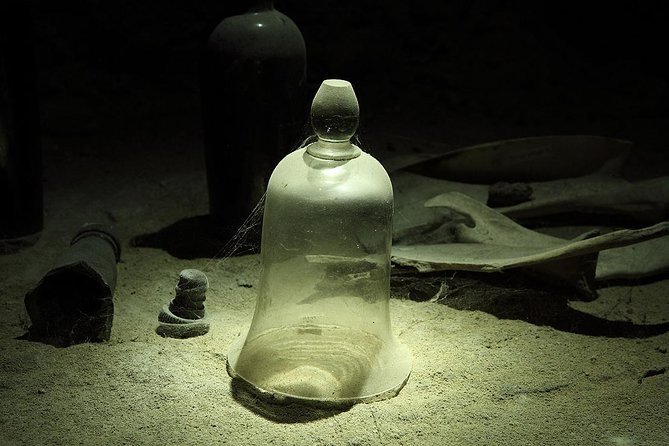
{"left": 392, "top": 270, "right": 669, "bottom": 338}
{"left": 131, "top": 214, "right": 260, "bottom": 259}
{"left": 229, "top": 377, "right": 349, "bottom": 423}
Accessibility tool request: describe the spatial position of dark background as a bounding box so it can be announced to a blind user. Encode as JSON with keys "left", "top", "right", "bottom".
{"left": 29, "top": 0, "right": 669, "bottom": 154}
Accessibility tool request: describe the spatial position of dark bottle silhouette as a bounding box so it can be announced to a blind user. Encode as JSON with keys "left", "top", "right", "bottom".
{"left": 201, "top": 0, "right": 307, "bottom": 242}
{"left": 0, "top": 1, "right": 42, "bottom": 253}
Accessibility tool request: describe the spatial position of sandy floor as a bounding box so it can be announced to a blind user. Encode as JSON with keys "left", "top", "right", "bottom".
{"left": 2, "top": 3, "right": 669, "bottom": 444}
{"left": 1, "top": 125, "right": 668, "bottom": 446}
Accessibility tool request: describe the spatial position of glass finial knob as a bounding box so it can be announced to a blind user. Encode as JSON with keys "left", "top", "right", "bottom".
{"left": 311, "top": 79, "right": 359, "bottom": 143}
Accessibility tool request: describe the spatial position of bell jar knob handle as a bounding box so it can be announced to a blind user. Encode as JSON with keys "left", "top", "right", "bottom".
{"left": 311, "top": 79, "right": 359, "bottom": 143}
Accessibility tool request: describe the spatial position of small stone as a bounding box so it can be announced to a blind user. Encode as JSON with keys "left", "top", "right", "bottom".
{"left": 37, "top": 388, "right": 46, "bottom": 395}
{"left": 157, "top": 269, "right": 210, "bottom": 339}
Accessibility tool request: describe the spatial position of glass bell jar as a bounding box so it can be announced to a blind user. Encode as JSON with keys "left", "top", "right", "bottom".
{"left": 227, "top": 79, "right": 411, "bottom": 407}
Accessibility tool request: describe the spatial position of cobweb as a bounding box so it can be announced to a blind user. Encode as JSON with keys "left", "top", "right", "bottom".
{"left": 198, "top": 131, "right": 371, "bottom": 278}
{"left": 199, "top": 132, "right": 322, "bottom": 272}
{"left": 211, "top": 192, "right": 266, "bottom": 261}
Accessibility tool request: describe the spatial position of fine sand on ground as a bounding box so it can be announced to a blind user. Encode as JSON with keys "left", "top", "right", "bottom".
{"left": 1, "top": 129, "right": 668, "bottom": 446}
